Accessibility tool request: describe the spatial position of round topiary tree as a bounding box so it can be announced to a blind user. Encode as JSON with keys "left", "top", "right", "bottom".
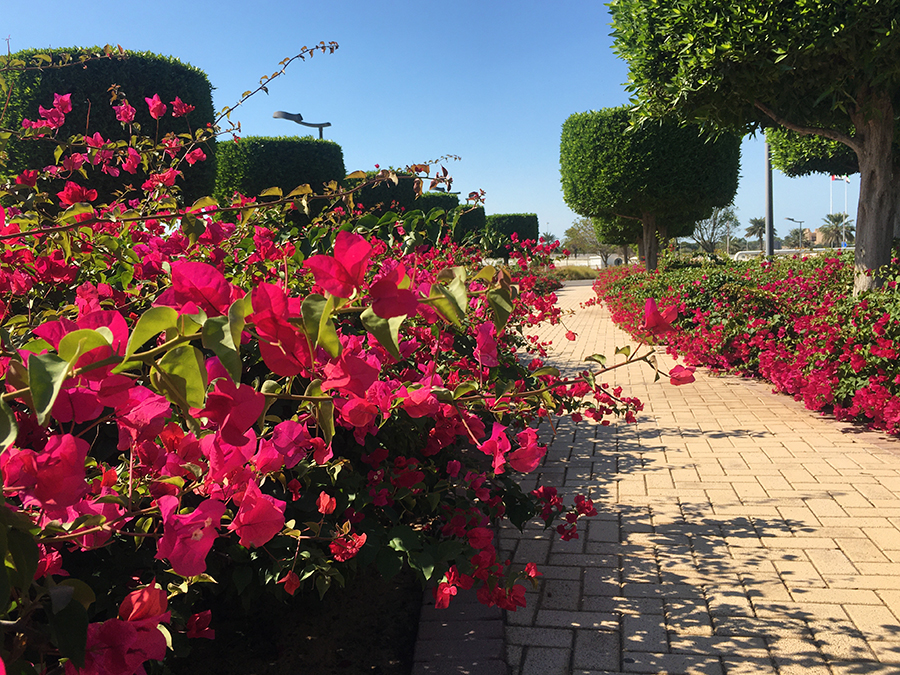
{"left": 2, "top": 46, "right": 216, "bottom": 204}
{"left": 560, "top": 107, "right": 740, "bottom": 271}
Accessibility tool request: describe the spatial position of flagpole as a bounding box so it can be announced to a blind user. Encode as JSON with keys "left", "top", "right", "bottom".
{"left": 830, "top": 176, "right": 833, "bottom": 214}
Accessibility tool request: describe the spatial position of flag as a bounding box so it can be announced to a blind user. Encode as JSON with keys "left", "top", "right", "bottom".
{"left": 830, "top": 175, "right": 850, "bottom": 182}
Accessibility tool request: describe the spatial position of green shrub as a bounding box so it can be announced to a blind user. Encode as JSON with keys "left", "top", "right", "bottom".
{"left": 2, "top": 46, "right": 216, "bottom": 203}
{"left": 214, "top": 135, "right": 345, "bottom": 202}
{"left": 485, "top": 213, "right": 540, "bottom": 242}
{"left": 452, "top": 204, "right": 486, "bottom": 243}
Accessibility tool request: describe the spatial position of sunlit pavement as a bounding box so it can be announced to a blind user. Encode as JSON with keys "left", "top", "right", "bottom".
{"left": 498, "top": 282, "right": 900, "bottom": 675}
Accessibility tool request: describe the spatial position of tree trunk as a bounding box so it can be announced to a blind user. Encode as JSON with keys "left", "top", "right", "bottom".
{"left": 642, "top": 213, "right": 658, "bottom": 271}
{"left": 851, "top": 93, "right": 896, "bottom": 294}
{"left": 636, "top": 236, "right": 646, "bottom": 266}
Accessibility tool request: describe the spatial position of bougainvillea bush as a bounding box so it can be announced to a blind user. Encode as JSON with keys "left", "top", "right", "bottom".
{"left": 0, "top": 48, "right": 657, "bottom": 675}
{"left": 595, "top": 253, "right": 900, "bottom": 434}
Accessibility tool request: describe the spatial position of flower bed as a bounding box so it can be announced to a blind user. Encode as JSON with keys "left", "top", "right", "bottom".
{"left": 595, "top": 254, "right": 900, "bottom": 434}
{"left": 0, "top": 50, "right": 664, "bottom": 675}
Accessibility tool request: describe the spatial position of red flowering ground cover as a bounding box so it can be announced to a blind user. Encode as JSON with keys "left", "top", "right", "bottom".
{"left": 595, "top": 253, "right": 900, "bottom": 435}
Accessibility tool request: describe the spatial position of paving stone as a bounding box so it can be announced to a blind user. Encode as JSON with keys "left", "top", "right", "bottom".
{"left": 573, "top": 630, "right": 620, "bottom": 671}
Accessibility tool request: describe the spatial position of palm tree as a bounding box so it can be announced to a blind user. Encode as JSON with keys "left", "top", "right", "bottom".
{"left": 786, "top": 227, "right": 808, "bottom": 249}
{"left": 745, "top": 217, "right": 766, "bottom": 250}
{"left": 820, "top": 212, "right": 855, "bottom": 247}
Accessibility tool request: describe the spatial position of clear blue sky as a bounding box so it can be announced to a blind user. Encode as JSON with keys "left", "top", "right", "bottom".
{"left": 3, "top": 1, "right": 857, "bottom": 241}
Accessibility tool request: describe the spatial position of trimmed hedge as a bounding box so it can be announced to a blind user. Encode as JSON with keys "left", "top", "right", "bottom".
{"left": 452, "top": 205, "right": 486, "bottom": 243}
{"left": 2, "top": 47, "right": 216, "bottom": 203}
{"left": 485, "top": 213, "right": 540, "bottom": 242}
{"left": 214, "top": 135, "right": 345, "bottom": 203}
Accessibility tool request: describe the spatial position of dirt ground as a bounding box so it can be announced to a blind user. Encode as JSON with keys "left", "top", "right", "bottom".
{"left": 170, "top": 568, "right": 424, "bottom": 675}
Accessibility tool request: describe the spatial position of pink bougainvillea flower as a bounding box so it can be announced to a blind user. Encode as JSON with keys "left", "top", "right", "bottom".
{"left": 56, "top": 181, "right": 98, "bottom": 206}
{"left": 640, "top": 298, "right": 678, "bottom": 336}
{"left": 316, "top": 491, "right": 337, "bottom": 514}
{"left": 121, "top": 146, "right": 142, "bottom": 174}
{"left": 507, "top": 428, "right": 546, "bottom": 473}
{"left": 114, "top": 101, "right": 136, "bottom": 123}
{"left": 30, "top": 434, "right": 91, "bottom": 511}
{"left": 53, "top": 92, "right": 73, "bottom": 114}
{"left": 524, "top": 562, "right": 542, "bottom": 578}
{"left": 303, "top": 230, "right": 372, "bottom": 298}
{"left": 186, "top": 610, "right": 215, "bottom": 639}
{"left": 171, "top": 96, "right": 195, "bottom": 117}
{"left": 184, "top": 147, "right": 206, "bottom": 165}
{"left": 228, "top": 480, "right": 286, "bottom": 548}
{"left": 141, "top": 167, "right": 180, "bottom": 191}
{"left": 145, "top": 93, "right": 167, "bottom": 120}
{"left": 322, "top": 353, "right": 380, "bottom": 398}
{"left": 565, "top": 330, "right": 577, "bottom": 341}
{"left": 473, "top": 322, "right": 499, "bottom": 367}
{"left": 156, "top": 496, "right": 226, "bottom": 577}
{"left": 467, "top": 527, "right": 494, "bottom": 550}
{"left": 38, "top": 104, "right": 65, "bottom": 129}
{"left": 278, "top": 571, "right": 301, "bottom": 596}
{"left": 155, "top": 260, "right": 236, "bottom": 317}
{"left": 118, "top": 584, "right": 168, "bottom": 622}
{"left": 200, "top": 377, "right": 265, "bottom": 446}
{"left": 478, "top": 422, "right": 511, "bottom": 473}
{"left": 369, "top": 264, "right": 418, "bottom": 318}
{"left": 669, "top": 364, "right": 696, "bottom": 386}
{"left": 330, "top": 531, "right": 367, "bottom": 562}
{"left": 15, "top": 169, "right": 39, "bottom": 187}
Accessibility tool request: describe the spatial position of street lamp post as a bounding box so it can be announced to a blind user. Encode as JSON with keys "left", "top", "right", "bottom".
{"left": 785, "top": 217, "right": 805, "bottom": 250}
{"left": 273, "top": 111, "right": 332, "bottom": 139}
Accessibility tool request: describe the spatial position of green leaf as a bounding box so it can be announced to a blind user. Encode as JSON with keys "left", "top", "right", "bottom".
{"left": 7, "top": 527, "right": 38, "bottom": 591}
{"left": 202, "top": 297, "right": 245, "bottom": 384}
{"left": 301, "top": 294, "right": 340, "bottom": 358}
{"left": 190, "top": 196, "right": 219, "bottom": 211}
{"left": 154, "top": 345, "right": 208, "bottom": 409}
{"left": 58, "top": 329, "right": 110, "bottom": 365}
{"left": 615, "top": 345, "right": 631, "bottom": 358}
{"left": 123, "top": 306, "right": 179, "bottom": 361}
{"left": 180, "top": 213, "right": 205, "bottom": 245}
{"left": 436, "top": 266, "right": 467, "bottom": 315}
{"left": 427, "top": 284, "right": 463, "bottom": 326}
{"left": 472, "top": 265, "right": 497, "bottom": 282}
{"left": 453, "top": 382, "right": 478, "bottom": 398}
{"left": 360, "top": 307, "right": 403, "bottom": 361}
{"left": 0, "top": 397, "right": 19, "bottom": 452}
{"left": 28, "top": 353, "right": 71, "bottom": 425}
{"left": 387, "top": 525, "right": 419, "bottom": 552}
{"left": 486, "top": 288, "right": 514, "bottom": 332}
{"left": 305, "top": 380, "right": 334, "bottom": 444}
{"left": 585, "top": 354, "right": 608, "bottom": 366}
{"left": 259, "top": 186, "right": 283, "bottom": 198}
{"left": 409, "top": 551, "right": 435, "bottom": 580}
{"left": 531, "top": 366, "right": 560, "bottom": 378}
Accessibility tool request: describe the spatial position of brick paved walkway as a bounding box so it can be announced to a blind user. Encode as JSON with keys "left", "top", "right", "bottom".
{"left": 501, "top": 281, "right": 900, "bottom": 675}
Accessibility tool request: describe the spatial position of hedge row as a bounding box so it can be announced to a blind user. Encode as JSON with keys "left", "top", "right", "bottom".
{"left": 2, "top": 47, "right": 217, "bottom": 203}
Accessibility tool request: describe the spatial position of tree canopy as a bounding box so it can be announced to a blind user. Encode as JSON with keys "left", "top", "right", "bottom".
{"left": 608, "top": 0, "right": 900, "bottom": 291}
{"left": 559, "top": 106, "right": 740, "bottom": 270}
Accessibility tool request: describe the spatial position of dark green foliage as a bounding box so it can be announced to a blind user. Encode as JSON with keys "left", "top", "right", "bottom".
{"left": 2, "top": 47, "right": 216, "bottom": 203}
{"left": 766, "top": 127, "right": 859, "bottom": 177}
{"left": 348, "top": 170, "right": 459, "bottom": 219}
{"left": 214, "top": 136, "right": 345, "bottom": 202}
{"left": 452, "top": 205, "right": 486, "bottom": 243}
{"left": 416, "top": 192, "right": 459, "bottom": 214}
{"left": 559, "top": 107, "right": 740, "bottom": 223}
{"left": 485, "top": 213, "right": 539, "bottom": 242}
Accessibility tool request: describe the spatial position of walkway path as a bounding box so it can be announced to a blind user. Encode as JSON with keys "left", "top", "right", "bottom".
{"left": 500, "top": 282, "right": 900, "bottom": 675}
